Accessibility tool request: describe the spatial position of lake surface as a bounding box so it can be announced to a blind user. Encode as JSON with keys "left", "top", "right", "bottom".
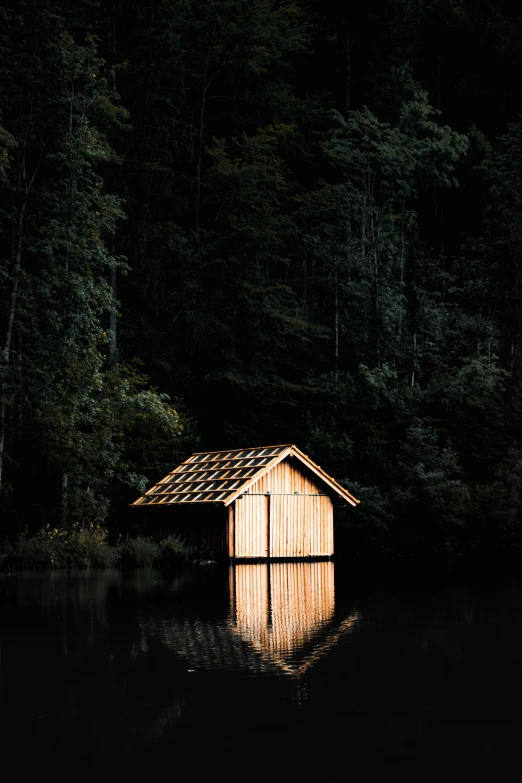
{"left": 1, "top": 557, "right": 522, "bottom": 780}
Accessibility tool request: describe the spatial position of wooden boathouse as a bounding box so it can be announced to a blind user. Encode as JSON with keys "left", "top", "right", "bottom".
{"left": 132, "top": 444, "right": 359, "bottom": 559}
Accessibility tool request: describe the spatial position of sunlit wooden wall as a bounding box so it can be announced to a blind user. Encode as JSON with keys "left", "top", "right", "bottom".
{"left": 228, "top": 458, "right": 334, "bottom": 558}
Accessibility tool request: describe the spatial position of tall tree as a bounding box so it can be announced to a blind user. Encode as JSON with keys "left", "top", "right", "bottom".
{"left": 0, "top": 2, "right": 193, "bottom": 530}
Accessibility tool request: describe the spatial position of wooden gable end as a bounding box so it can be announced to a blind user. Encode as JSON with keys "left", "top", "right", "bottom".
{"left": 223, "top": 446, "right": 359, "bottom": 507}
{"left": 246, "top": 456, "right": 325, "bottom": 496}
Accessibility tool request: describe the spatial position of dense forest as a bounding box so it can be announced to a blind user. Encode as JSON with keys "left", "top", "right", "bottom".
{"left": 2, "top": 0, "right": 522, "bottom": 555}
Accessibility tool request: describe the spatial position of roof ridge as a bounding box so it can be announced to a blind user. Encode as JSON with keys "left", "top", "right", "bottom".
{"left": 191, "top": 443, "right": 293, "bottom": 455}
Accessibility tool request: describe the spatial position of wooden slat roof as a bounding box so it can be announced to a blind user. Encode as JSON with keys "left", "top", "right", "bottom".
{"left": 131, "top": 444, "right": 360, "bottom": 507}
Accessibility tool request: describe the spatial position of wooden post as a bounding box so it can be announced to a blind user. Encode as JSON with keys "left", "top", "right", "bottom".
{"left": 228, "top": 504, "right": 235, "bottom": 559}
{"left": 266, "top": 494, "right": 271, "bottom": 558}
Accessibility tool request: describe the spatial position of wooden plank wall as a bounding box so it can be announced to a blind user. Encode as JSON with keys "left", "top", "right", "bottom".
{"left": 234, "top": 495, "right": 268, "bottom": 558}
{"left": 269, "top": 494, "right": 333, "bottom": 557}
{"left": 232, "top": 459, "right": 334, "bottom": 557}
{"left": 251, "top": 459, "right": 323, "bottom": 494}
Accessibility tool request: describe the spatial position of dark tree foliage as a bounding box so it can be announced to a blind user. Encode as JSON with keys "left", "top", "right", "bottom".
{"left": 2, "top": 0, "right": 522, "bottom": 553}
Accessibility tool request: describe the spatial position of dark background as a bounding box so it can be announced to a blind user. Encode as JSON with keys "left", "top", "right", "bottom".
{"left": 2, "top": 0, "right": 522, "bottom": 556}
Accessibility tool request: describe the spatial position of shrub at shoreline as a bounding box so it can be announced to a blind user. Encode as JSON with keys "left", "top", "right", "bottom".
{"left": 0, "top": 524, "right": 215, "bottom": 570}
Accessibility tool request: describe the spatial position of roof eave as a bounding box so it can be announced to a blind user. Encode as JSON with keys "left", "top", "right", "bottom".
{"left": 131, "top": 498, "right": 229, "bottom": 507}
{"left": 288, "top": 446, "right": 360, "bottom": 506}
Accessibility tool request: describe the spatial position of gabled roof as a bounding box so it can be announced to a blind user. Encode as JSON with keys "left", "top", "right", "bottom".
{"left": 132, "top": 444, "right": 360, "bottom": 508}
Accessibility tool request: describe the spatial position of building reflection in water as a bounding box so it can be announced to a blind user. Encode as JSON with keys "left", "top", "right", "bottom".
{"left": 230, "top": 561, "right": 359, "bottom": 676}
{"left": 142, "top": 561, "right": 360, "bottom": 677}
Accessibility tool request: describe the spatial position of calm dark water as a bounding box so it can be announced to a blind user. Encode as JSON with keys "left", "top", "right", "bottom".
{"left": 1, "top": 557, "right": 522, "bottom": 781}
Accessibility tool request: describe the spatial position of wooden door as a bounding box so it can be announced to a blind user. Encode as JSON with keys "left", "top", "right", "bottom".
{"left": 269, "top": 495, "right": 333, "bottom": 558}
{"left": 234, "top": 494, "right": 268, "bottom": 558}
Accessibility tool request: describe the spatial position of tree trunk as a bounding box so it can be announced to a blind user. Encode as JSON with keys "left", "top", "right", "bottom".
{"left": 109, "top": 265, "right": 117, "bottom": 361}
{"left": 108, "top": 5, "right": 118, "bottom": 364}
{"left": 0, "top": 199, "right": 27, "bottom": 491}
{"left": 0, "top": 403, "right": 6, "bottom": 492}
{"left": 334, "top": 260, "right": 339, "bottom": 392}
{"left": 109, "top": 234, "right": 118, "bottom": 363}
{"left": 196, "top": 27, "right": 215, "bottom": 238}
{"left": 370, "top": 207, "right": 380, "bottom": 366}
{"left": 411, "top": 332, "right": 417, "bottom": 387}
{"left": 398, "top": 202, "right": 405, "bottom": 339}
{"left": 62, "top": 471, "right": 68, "bottom": 522}
{"left": 361, "top": 196, "right": 366, "bottom": 259}
{"left": 195, "top": 23, "right": 227, "bottom": 238}
{"left": 345, "top": 31, "right": 351, "bottom": 111}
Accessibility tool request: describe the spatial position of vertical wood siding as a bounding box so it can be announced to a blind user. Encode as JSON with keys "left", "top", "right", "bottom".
{"left": 227, "top": 504, "right": 235, "bottom": 558}
{"left": 234, "top": 494, "right": 268, "bottom": 557}
{"left": 232, "top": 459, "right": 334, "bottom": 558}
{"left": 269, "top": 495, "right": 333, "bottom": 557}
{"left": 250, "top": 459, "right": 323, "bottom": 494}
